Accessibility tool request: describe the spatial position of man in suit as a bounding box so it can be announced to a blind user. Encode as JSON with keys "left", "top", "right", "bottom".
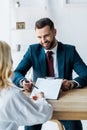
{"left": 13, "top": 17, "right": 87, "bottom": 130}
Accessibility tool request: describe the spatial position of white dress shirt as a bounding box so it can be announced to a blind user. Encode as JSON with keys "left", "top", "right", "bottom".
{"left": 0, "top": 85, "right": 53, "bottom": 130}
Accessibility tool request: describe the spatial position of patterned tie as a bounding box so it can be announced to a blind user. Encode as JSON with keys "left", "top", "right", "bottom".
{"left": 46, "top": 51, "right": 54, "bottom": 77}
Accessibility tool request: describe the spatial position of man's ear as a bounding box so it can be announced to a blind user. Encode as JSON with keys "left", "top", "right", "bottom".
{"left": 54, "top": 28, "right": 57, "bottom": 36}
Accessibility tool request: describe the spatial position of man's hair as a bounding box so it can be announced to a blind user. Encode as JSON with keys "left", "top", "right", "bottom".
{"left": 35, "top": 17, "right": 54, "bottom": 30}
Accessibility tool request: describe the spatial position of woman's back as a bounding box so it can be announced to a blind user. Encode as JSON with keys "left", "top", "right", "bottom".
{"left": 0, "top": 85, "right": 52, "bottom": 130}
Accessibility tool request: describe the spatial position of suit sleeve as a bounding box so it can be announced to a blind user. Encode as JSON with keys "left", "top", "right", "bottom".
{"left": 73, "top": 47, "right": 87, "bottom": 86}
{"left": 12, "top": 47, "right": 32, "bottom": 87}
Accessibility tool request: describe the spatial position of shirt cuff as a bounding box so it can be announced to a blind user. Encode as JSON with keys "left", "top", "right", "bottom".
{"left": 19, "top": 78, "right": 27, "bottom": 87}
{"left": 72, "top": 80, "right": 80, "bottom": 88}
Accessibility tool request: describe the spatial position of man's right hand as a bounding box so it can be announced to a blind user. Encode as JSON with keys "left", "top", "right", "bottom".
{"left": 23, "top": 79, "right": 33, "bottom": 92}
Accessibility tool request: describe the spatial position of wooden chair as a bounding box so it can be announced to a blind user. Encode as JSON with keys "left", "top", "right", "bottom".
{"left": 51, "top": 120, "right": 64, "bottom": 130}
{"left": 42, "top": 120, "right": 64, "bottom": 130}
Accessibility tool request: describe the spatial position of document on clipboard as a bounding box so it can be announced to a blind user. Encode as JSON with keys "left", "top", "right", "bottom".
{"left": 30, "top": 78, "right": 63, "bottom": 99}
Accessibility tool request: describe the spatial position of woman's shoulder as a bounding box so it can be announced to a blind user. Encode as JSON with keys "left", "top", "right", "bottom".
{"left": 4, "top": 84, "right": 24, "bottom": 100}
{"left": 0, "top": 85, "right": 22, "bottom": 107}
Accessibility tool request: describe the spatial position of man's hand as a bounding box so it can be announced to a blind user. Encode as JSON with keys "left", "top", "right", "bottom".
{"left": 23, "top": 79, "right": 33, "bottom": 92}
{"left": 61, "top": 79, "right": 77, "bottom": 91}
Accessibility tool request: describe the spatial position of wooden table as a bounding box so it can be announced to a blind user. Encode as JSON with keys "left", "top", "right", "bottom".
{"left": 48, "top": 86, "right": 87, "bottom": 120}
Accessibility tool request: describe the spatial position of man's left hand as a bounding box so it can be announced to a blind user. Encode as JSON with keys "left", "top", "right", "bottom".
{"left": 61, "top": 79, "right": 77, "bottom": 91}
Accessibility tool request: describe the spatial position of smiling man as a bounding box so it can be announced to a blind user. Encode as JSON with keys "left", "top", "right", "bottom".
{"left": 13, "top": 17, "right": 87, "bottom": 130}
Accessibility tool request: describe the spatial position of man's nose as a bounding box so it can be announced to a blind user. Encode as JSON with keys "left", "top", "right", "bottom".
{"left": 41, "top": 37, "right": 46, "bottom": 43}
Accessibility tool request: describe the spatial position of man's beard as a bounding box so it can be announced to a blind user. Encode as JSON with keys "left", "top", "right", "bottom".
{"left": 44, "top": 39, "right": 55, "bottom": 50}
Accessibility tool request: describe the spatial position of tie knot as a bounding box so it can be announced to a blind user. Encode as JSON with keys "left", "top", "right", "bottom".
{"left": 46, "top": 51, "right": 53, "bottom": 57}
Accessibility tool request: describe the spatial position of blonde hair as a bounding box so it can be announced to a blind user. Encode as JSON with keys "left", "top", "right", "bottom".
{"left": 0, "top": 41, "right": 13, "bottom": 89}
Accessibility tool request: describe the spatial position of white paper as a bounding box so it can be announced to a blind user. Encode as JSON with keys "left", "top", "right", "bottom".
{"left": 30, "top": 78, "right": 63, "bottom": 99}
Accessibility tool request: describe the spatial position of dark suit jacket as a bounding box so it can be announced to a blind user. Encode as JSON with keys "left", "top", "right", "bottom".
{"left": 13, "top": 42, "right": 87, "bottom": 87}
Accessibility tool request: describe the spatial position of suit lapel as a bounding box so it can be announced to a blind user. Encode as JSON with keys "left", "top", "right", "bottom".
{"left": 38, "top": 48, "right": 47, "bottom": 76}
{"left": 38, "top": 43, "right": 65, "bottom": 78}
{"left": 57, "top": 43, "right": 65, "bottom": 78}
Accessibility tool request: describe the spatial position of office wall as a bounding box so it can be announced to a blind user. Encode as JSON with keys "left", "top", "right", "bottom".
{"left": 0, "top": 0, "right": 86, "bottom": 66}
{"left": 0, "top": 0, "right": 10, "bottom": 43}
{"left": 10, "top": 0, "right": 87, "bottom": 64}
{"left": 53, "top": 0, "right": 87, "bottom": 64}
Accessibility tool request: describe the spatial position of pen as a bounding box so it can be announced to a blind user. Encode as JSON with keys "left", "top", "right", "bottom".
{"left": 33, "top": 84, "right": 39, "bottom": 89}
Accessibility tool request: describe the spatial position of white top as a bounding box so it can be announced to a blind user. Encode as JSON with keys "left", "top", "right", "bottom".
{"left": 0, "top": 85, "right": 53, "bottom": 130}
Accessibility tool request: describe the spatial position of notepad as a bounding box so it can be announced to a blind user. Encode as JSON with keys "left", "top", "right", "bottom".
{"left": 30, "top": 78, "right": 63, "bottom": 99}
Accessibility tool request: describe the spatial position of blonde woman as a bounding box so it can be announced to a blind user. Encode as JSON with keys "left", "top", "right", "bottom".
{"left": 0, "top": 41, "right": 53, "bottom": 130}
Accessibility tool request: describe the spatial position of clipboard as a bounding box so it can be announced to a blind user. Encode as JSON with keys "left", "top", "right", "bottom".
{"left": 30, "top": 78, "right": 63, "bottom": 99}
